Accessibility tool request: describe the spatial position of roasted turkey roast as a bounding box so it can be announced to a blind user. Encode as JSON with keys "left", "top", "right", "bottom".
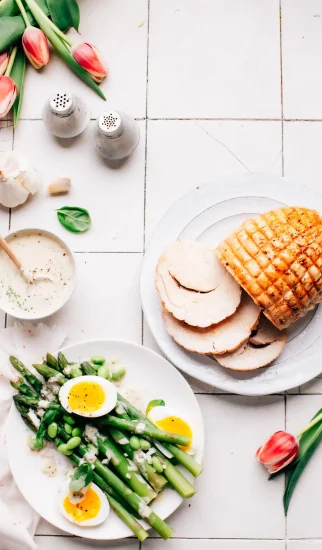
{"left": 216, "top": 207, "right": 322, "bottom": 330}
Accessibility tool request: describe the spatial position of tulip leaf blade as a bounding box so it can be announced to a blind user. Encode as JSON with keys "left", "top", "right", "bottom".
{"left": 10, "top": 46, "right": 26, "bottom": 128}
{"left": 283, "top": 420, "right": 322, "bottom": 515}
{"left": 47, "top": 0, "right": 80, "bottom": 32}
{"left": 0, "top": 0, "right": 20, "bottom": 17}
{"left": 0, "top": 16, "right": 25, "bottom": 53}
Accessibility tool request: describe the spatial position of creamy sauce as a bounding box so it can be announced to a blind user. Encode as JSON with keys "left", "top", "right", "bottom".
{"left": 0, "top": 230, "right": 74, "bottom": 317}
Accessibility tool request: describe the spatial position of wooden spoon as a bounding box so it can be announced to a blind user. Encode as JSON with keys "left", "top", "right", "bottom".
{"left": 0, "top": 236, "right": 53, "bottom": 284}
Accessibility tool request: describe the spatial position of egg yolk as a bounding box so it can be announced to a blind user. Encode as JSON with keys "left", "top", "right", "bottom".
{"left": 155, "top": 416, "right": 192, "bottom": 451}
{"left": 68, "top": 381, "right": 105, "bottom": 413}
{"left": 64, "top": 487, "right": 101, "bottom": 523}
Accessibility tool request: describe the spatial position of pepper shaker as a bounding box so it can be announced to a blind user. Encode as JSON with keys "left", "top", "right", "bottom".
{"left": 42, "top": 92, "right": 91, "bottom": 138}
{"left": 91, "top": 111, "right": 140, "bottom": 161}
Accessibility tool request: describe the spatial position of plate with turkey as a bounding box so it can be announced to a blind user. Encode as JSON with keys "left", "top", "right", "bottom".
{"left": 140, "top": 174, "right": 322, "bottom": 395}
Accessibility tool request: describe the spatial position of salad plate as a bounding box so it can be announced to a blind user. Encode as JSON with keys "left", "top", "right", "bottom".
{"left": 141, "top": 173, "right": 322, "bottom": 396}
{"left": 6, "top": 339, "right": 204, "bottom": 540}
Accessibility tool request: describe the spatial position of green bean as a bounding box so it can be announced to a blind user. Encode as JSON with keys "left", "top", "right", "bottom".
{"left": 57, "top": 444, "right": 73, "bottom": 456}
{"left": 66, "top": 436, "right": 81, "bottom": 450}
{"left": 97, "top": 365, "right": 110, "bottom": 379}
{"left": 91, "top": 356, "right": 106, "bottom": 366}
{"left": 129, "top": 436, "right": 140, "bottom": 450}
{"left": 152, "top": 456, "right": 163, "bottom": 474}
{"left": 64, "top": 423, "right": 73, "bottom": 435}
{"left": 72, "top": 427, "right": 82, "bottom": 437}
{"left": 140, "top": 439, "right": 151, "bottom": 451}
{"left": 63, "top": 415, "right": 75, "bottom": 425}
{"left": 70, "top": 365, "right": 82, "bottom": 378}
{"left": 111, "top": 367, "right": 126, "bottom": 381}
{"left": 47, "top": 422, "right": 58, "bottom": 439}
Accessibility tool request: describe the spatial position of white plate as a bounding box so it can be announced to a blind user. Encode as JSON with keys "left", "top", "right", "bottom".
{"left": 6, "top": 339, "right": 204, "bottom": 540}
{"left": 141, "top": 173, "right": 322, "bottom": 396}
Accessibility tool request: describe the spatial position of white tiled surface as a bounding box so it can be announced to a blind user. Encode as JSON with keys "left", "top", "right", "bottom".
{"left": 2, "top": 0, "right": 322, "bottom": 547}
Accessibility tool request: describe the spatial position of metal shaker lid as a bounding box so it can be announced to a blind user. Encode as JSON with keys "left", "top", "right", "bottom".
{"left": 49, "top": 92, "right": 75, "bottom": 117}
{"left": 98, "top": 111, "right": 124, "bottom": 137}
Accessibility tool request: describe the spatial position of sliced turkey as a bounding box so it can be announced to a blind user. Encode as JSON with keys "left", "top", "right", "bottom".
{"left": 162, "top": 293, "right": 260, "bottom": 355}
{"left": 214, "top": 320, "right": 287, "bottom": 371}
{"left": 250, "top": 315, "right": 283, "bottom": 346}
{"left": 155, "top": 242, "right": 241, "bottom": 328}
{"left": 165, "top": 240, "right": 221, "bottom": 292}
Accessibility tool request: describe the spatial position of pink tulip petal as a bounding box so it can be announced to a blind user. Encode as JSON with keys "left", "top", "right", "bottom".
{"left": 0, "top": 53, "right": 9, "bottom": 77}
{"left": 22, "top": 27, "right": 50, "bottom": 69}
{"left": 72, "top": 42, "right": 107, "bottom": 83}
{"left": 0, "top": 76, "right": 17, "bottom": 118}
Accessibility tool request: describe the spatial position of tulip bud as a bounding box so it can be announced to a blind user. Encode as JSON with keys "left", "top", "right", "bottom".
{"left": 0, "top": 76, "right": 17, "bottom": 119}
{"left": 72, "top": 43, "right": 107, "bottom": 83}
{"left": 256, "top": 430, "right": 299, "bottom": 474}
{"left": 22, "top": 27, "right": 50, "bottom": 69}
{"left": 0, "top": 52, "right": 9, "bottom": 76}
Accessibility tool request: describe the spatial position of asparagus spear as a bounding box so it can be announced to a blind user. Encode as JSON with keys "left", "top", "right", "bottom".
{"left": 31, "top": 356, "right": 199, "bottom": 496}
{"left": 117, "top": 395, "right": 203, "bottom": 477}
{"left": 10, "top": 356, "right": 43, "bottom": 393}
{"left": 10, "top": 378, "right": 39, "bottom": 400}
{"left": 32, "top": 364, "right": 67, "bottom": 384}
{"left": 58, "top": 352, "right": 69, "bottom": 372}
{"left": 14, "top": 403, "right": 148, "bottom": 541}
{"left": 46, "top": 353, "right": 59, "bottom": 371}
{"left": 101, "top": 415, "right": 191, "bottom": 447}
{"left": 109, "top": 428, "right": 168, "bottom": 492}
{"left": 75, "top": 442, "right": 173, "bottom": 539}
{"left": 81, "top": 361, "right": 97, "bottom": 375}
{"left": 95, "top": 432, "right": 157, "bottom": 503}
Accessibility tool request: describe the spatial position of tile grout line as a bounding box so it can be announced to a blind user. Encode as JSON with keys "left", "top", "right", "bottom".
{"left": 279, "top": 0, "right": 285, "bottom": 177}
{"left": 15, "top": 116, "right": 322, "bottom": 122}
{"left": 141, "top": 0, "right": 151, "bottom": 347}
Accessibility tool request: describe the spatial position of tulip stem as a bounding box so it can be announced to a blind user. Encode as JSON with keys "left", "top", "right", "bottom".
{"left": 24, "top": 0, "right": 106, "bottom": 99}
{"left": 45, "top": 18, "right": 72, "bottom": 48}
{"left": 297, "top": 412, "right": 322, "bottom": 438}
{"left": 5, "top": 47, "right": 18, "bottom": 77}
{"left": 15, "top": 0, "right": 31, "bottom": 27}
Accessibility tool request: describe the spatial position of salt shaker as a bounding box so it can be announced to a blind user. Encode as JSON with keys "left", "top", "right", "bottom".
{"left": 91, "top": 111, "right": 140, "bottom": 160}
{"left": 42, "top": 92, "right": 91, "bottom": 138}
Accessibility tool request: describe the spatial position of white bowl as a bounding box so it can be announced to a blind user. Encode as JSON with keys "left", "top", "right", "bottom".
{"left": 0, "top": 228, "right": 76, "bottom": 321}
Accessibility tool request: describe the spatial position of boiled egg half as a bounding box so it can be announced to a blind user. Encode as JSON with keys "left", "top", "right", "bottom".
{"left": 58, "top": 482, "right": 109, "bottom": 526}
{"left": 59, "top": 375, "right": 117, "bottom": 418}
{"left": 147, "top": 406, "right": 195, "bottom": 454}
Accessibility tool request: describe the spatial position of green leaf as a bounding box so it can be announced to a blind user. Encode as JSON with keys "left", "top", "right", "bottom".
{"left": 283, "top": 423, "right": 322, "bottom": 516}
{"left": 57, "top": 206, "right": 91, "bottom": 233}
{"left": 10, "top": 46, "right": 26, "bottom": 128}
{"left": 47, "top": 0, "right": 79, "bottom": 32}
{"left": 146, "top": 399, "right": 165, "bottom": 415}
{"left": 0, "top": 16, "right": 25, "bottom": 53}
{"left": 69, "top": 463, "right": 93, "bottom": 492}
{"left": 0, "top": 0, "right": 19, "bottom": 17}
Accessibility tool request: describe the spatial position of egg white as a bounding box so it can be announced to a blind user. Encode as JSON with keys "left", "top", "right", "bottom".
{"left": 147, "top": 406, "right": 195, "bottom": 455}
{"left": 58, "top": 482, "right": 110, "bottom": 526}
{"left": 59, "top": 375, "right": 117, "bottom": 418}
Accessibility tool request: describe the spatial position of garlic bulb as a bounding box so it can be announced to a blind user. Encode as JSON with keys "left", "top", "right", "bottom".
{"left": 0, "top": 151, "right": 42, "bottom": 208}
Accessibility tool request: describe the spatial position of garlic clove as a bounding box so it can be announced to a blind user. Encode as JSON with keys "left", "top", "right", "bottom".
{"left": 0, "top": 151, "right": 42, "bottom": 208}
{"left": 48, "top": 177, "right": 71, "bottom": 195}
{"left": 0, "top": 178, "right": 29, "bottom": 208}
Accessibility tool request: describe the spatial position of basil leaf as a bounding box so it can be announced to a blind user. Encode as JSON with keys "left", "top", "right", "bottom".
{"left": 10, "top": 46, "right": 26, "bottom": 128}
{"left": 0, "top": 0, "right": 19, "bottom": 17}
{"left": 146, "top": 399, "right": 165, "bottom": 415}
{"left": 47, "top": 0, "right": 80, "bottom": 32}
{"left": 0, "top": 16, "right": 25, "bottom": 53}
{"left": 57, "top": 206, "right": 91, "bottom": 233}
{"left": 69, "top": 463, "right": 93, "bottom": 492}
